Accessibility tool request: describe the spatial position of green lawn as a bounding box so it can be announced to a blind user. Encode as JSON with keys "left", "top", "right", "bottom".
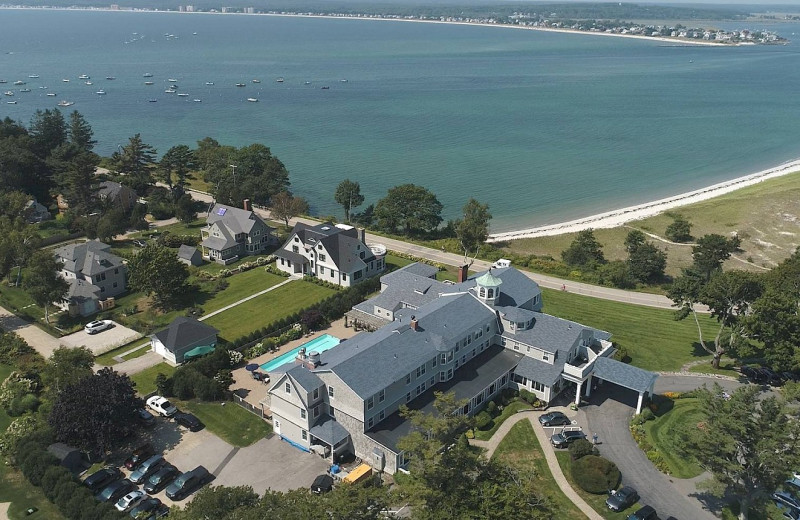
{"left": 492, "top": 419, "right": 588, "bottom": 519}
{"left": 184, "top": 400, "right": 272, "bottom": 447}
{"left": 541, "top": 287, "right": 720, "bottom": 372}
{"left": 200, "top": 269, "right": 285, "bottom": 314}
{"left": 0, "top": 365, "right": 66, "bottom": 520}
{"left": 0, "top": 279, "right": 43, "bottom": 323}
{"left": 644, "top": 398, "right": 704, "bottom": 479}
{"left": 554, "top": 452, "right": 630, "bottom": 520}
{"left": 204, "top": 280, "right": 337, "bottom": 341}
{"left": 95, "top": 339, "right": 151, "bottom": 366}
{"left": 688, "top": 359, "right": 740, "bottom": 377}
{"left": 474, "top": 400, "right": 531, "bottom": 441}
{"left": 130, "top": 363, "right": 176, "bottom": 395}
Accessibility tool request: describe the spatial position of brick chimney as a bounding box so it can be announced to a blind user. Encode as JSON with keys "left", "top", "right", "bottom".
{"left": 410, "top": 316, "right": 418, "bottom": 331}
{"left": 243, "top": 199, "right": 252, "bottom": 211}
{"left": 457, "top": 265, "right": 469, "bottom": 283}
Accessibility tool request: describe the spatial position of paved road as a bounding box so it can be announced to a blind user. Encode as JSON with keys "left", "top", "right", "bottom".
{"left": 186, "top": 189, "right": 703, "bottom": 312}
{"left": 579, "top": 376, "right": 745, "bottom": 520}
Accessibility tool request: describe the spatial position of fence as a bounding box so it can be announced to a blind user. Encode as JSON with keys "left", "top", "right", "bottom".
{"left": 233, "top": 394, "right": 271, "bottom": 421}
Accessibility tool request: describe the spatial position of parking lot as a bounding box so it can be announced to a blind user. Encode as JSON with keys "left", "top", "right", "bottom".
{"left": 90, "top": 409, "right": 329, "bottom": 511}
{"left": 61, "top": 320, "right": 141, "bottom": 355}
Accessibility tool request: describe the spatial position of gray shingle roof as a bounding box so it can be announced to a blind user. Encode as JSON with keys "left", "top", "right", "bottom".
{"left": 206, "top": 203, "right": 267, "bottom": 235}
{"left": 309, "top": 415, "right": 350, "bottom": 446}
{"left": 152, "top": 317, "right": 218, "bottom": 353}
{"left": 396, "top": 263, "right": 439, "bottom": 278}
{"left": 467, "top": 266, "right": 541, "bottom": 308}
{"left": 284, "top": 222, "right": 372, "bottom": 273}
{"left": 592, "top": 357, "right": 657, "bottom": 394}
{"left": 514, "top": 355, "right": 565, "bottom": 386}
{"left": 55, "top": 240, "right": 123, "bottom": 276}
{"left": 499, "top": 306, "right": 537, "bottom": 323}
{"left": 201, "top": 223, "right": 238, "bottom": 251}
{"left": 177, "top": 244, "right": 200, "bottom": 260}
{"left": 320, "top": 293, "right": 496, "bottom": 399}
{"left": 286, "top": 365, "right": 324, "bottom": 393}
{"left": 98, "top": 181, "right": 135, "bottom": 201}
{"left": 66, "top": 278, "right": 100, "bottom": 302}
{"left": 503, "top": 312, "right": 609, "bottom": 355}
{"left": 275, "top": 249, "right": 308, "bottom": 265}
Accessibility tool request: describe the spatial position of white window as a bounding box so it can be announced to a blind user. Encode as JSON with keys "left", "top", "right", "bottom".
{"left": 301, "top": 409, "right": 306, "bottom": 419}
{"left": 406, "top": 392, "right": 411, "bottom": 402}
{"left": 406, "top": 374, "right": 411, "bottom": 384}
{"left": 440, "top": 371, "right": 446, "bottom": 382}
{"left": 440, "top": 353, "right": 446, "bottom": 364}
{"left": 543, "top": 354, "right": 549, "bottom": 362}
{"left": 368, "top": 417, "right": 374, "bottom": 428}
{"left": 285, "top": 382, "right": 291, "bottom": 393}
{"left": 319, "top": 254, "right": 326, "bottom": 261}
{"left": 367, "top": 397, "right": 374, "bottom": 410}
{"left": 314, "top": 406, "right": 320, "bottom": 418}
{"left": 328, "top": 386, "right": 334, "bottom": 398}
{"left": 313, "top": 388, "right": 319, "bottom": 400}
{"left": 342, "top": 273, "right": 347, "bottom": 281}
{"left": 302, "top": 430, "right": 308, "bottom": 440}
{"left": 378, "top": 389, "right": 385, "bottom": 403}
{"left": 320, "top": 266, "right": 325, "bottom": 274}
{"left": 379, "top": 410, "right": 385, "bottom": 421}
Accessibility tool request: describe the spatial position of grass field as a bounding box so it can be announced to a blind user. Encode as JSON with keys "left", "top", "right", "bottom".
{"left": 0, "top": 364, "right": 66, "bottom": 520}
{"left": 204, "top": 280, "right": 337, "bottom": 341}
{"left": 492, "top": 419, "right": 588, "bottom": 519}
{"left": 502, "top": 170, "right": 800, "bottom": 276}
{"left": 130, "top": 362, "right": 177, "bottom": 395}
{"left": 473, "top": 400, "right": 531, "bottom": 441}
{"left": 541, "top": 287, "right": 719, "bottom": 372}
{"left": 200, "top": 269, "right": 285, "bottom": 314}
{"left": 644, "top": 398, "right": 704, "bottom": 479}
{"left": 554, "top": 451, "right": 630, "bottom": 520}
{"left": 184, "top": 400, "right": 272, "bottom": 447}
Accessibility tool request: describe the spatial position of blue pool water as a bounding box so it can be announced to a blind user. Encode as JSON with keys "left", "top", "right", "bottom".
{"left": 260, "top": 334, "right": 341, "bottom": 372}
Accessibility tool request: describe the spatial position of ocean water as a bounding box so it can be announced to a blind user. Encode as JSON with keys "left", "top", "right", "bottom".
{"left": 1, "top": 9, "right": 800, "bottom": 232}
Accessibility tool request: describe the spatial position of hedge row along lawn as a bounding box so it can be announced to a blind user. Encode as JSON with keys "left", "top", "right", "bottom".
{"left": 473, "top": 400, "right": 531, "bottom": 441}
{"left": 554, "top": 451, "right": 630, "bottom": 520}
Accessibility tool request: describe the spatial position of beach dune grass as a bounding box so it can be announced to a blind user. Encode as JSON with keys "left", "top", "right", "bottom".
{"left": 541, "top": 287, "right": 719, "bottom": 372}
{"left": 492, "top": 419, "right": 587, "bottom": 519}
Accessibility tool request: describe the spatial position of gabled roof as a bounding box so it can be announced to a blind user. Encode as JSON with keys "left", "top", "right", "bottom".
{"left": 286, "top": 365, "right": 324, "bottom": 393}
{"left": 514, "top": 355, "right": 565, "bottom": 386}
{"left": 283, "top": 222, "right": 373, "bottom": 273}
{"left": 503, "top": 312, "right": 610, "bottom": 355}
{"left": 201, "top": 223, "right": 237, "bottom": 251}
{"left": 592, "top": 357, "right": 657, "bottom": 394}
{"left": 152, "top": 317, "right": 218, "bottom": 353}
{"left": 465, "top": 266, "right": 540, "bottom": 308}
{"left": 54, "top": 240, "right": 123, "bottom": 276}
{"left": 206, "top": 203, "right": 272, "bottom": 236}
{"left": 66, "top": 278, "right": 101, "bottom": 302}
{"left": 177, "top": 244, "right": 200, "bottom": 260}
{"left": 98, "top": 181, "right": 135, "bottom": 200}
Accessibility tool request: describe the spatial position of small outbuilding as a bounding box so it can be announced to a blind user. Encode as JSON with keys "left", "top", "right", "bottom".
{"left": 177, "top": 244, "right": 203, "bottom": 267}
{"left": 151, "top": 316, "right": 219, "bottom": 365}
{"left": 47, "top": 443, "right": 90, "bottom": 476}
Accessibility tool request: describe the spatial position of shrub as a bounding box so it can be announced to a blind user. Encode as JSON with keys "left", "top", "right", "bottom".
{"left": 9, "top": 393, "right": 40, "bottom": 416}
{"left": 474, "top": 411, "right": 493, "bottom": 430}
{"left": 465, "top": 429, "right": 474, "bottom": 439}
{"left": 568, "top": 438, "right": 597, "bottom": 460}
{"left": 519, "top": 388, "right": 536, "bottom": 404}
{"left": 486, "top": 400, "right": 498, "bottom": 417}
{"left": 640, "top": 408, "right": 655, "bottom": 421}
{"left": 571, "top": 455, "right": 621, "bottom": 494}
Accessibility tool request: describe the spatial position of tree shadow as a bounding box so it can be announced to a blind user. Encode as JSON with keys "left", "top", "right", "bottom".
{"left": 650, "top": 394, "right": 674, "bottom": 417}
{"left": 691, "top": 342, "right": 712, "bottom": 358}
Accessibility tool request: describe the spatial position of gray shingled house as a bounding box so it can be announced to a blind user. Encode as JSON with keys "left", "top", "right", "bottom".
{"left": 200, "top": 203, "right": 275, "bottom": 264}
{"left": 98, "top": 181, "right": 138, "bottom": 211}
{"left": 265, "top": 263, "right": 657, "bottom": 474}
{"left": 275, "top": 222, "right": 385, "bottom": 287}
{"left": 54, "top": 240, "right": 127, "bottom": 317}
{"left": 151, "top": 317, "right": 219, "bottom": 365}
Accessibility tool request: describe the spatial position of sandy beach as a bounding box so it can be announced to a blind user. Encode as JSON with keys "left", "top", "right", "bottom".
{"left": 488, "top": 158, "right": 800, "bottom": 242}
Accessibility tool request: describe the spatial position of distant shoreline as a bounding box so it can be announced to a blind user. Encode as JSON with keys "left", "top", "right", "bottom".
{"left": 0, "top": 6, "right": 733, "bottom": 47}
{"left": 487, "top": 158, "right": 800, "bottom": 242}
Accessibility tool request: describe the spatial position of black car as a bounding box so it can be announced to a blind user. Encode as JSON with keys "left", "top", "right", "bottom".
{"left": 606, "top": 486, "right": 640, "bottom": 512}
{"left": 96, "top": 478, "right": 134, "bottom": 503}
{"left": 83, "top": 467, "right": 122, "bottom": 493}
{"left": 165, "top": 466, "right": 211, "bottom": 500}
{"left": 740, "top": 366, "right": 762, "bottom": 383}
{"left": 311, "top": 474, "right": 334, "bottom": 494}
{"left": 174, "top": 412, "right": 203, "bottom": 431}
{"left": 538, "top": 411, "right": 572, "bottom": 427}
{"left": 125, "top": 443, "right": 155, "bottom": 470}
{"left": 128, "top": 497, "right": 162, "bottom": 518}
{"left": 762, "top": 368, "right": 785, "bottom": 386}
{"left": 627, "top": 505, "right": 658, "bottom": 520}
{"left": 144, "top": 465, "right": 179, "bottom": 494}
{"left": 137, "top": 408, "right": 156, "bottom": 428}
{"left": 550, "top": 429, "right": 586, "bottom": 449}
{"left": 773, "top": 491, "right": 800, "bottom": 512}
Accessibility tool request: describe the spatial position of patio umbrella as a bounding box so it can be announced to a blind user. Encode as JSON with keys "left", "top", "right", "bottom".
{"left": 245, "top": 363, "right": 260, "bottom": 372}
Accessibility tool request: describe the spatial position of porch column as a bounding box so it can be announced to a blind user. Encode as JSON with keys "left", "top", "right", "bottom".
{"left": 584, "top": 375, "right": 592, "bottom": 397}
{"left": 636, "top": 392, "right": 644, "bottom": 414}
{"left": 575, "top": 380, "right": 583, "bottom": 405}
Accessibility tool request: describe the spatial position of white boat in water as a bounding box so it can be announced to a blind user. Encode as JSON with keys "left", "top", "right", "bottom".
{"left": 85, "top": 81, "right": 93, "bottom": 85}
{"left": 13, "top": 80, "right": 24, "bottom": 85}
{"left": 205, "top": 82, "right": 214, "bottom": 86}
{"left": 28, "top": 74, "right": 39, "bottom": 79}
{"left": 193, "top": 99, "right": 201, "bottom": 102}
{"left": 252, "top": 79, "right": 261, "bottom": 83}
{"left": 7, "top": 101, "right": 17, "bottom": 104}
{"left": 62, "top": 79, "right": 70, "bottom": 82}
{"left": 145, "top": 81, "right": 154, "bottom": 85}
{"left": 165, "top": 89, "right": 176, "bottom": 94}
{"left": 57, "top": 100, "right": 74, "bottom": 107}
{"left": 276, "top": 77, "right": 284, "bottom": 83}
{"left": 4, "top": 91, "right": 14, "bottom": 96}
{"left": 96, "top": 90, "right": 106, "bottom": 95}
{"left": 168, "top": 78, "right": 178, "bottom": 82}
{"left": 46, "top": 93, "right": 56, "bottom": 97}
{"left": 143, "top": 73, "right": 153, "bottom": 77}
{"left": 177, "top": 93, "right": 189, "bottom": 97}
{"left": 247, "top": 98, "right": 259, "bottom": 102}
{"left": 78, "top": 74, "right": 89, "bottom": 79}
{"left": 19, "top": 88, "right": 31, "bottom": 93}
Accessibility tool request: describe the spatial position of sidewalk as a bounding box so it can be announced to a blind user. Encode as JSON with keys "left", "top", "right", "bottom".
{"left": 199, "top": 277, "right": 296, "bottom": 322}
{"left": 469, "top": 410, "right": 603, "bottom": 520}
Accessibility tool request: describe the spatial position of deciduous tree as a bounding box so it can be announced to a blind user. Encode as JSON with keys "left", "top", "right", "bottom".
{"left": 43, "top": 346, "right": 94, "bottom": 392}
{"left": 561, "top": 229, "right": 605, "bottom": 268}
{"left": 454, "top": 198, "right": 491, "bottom": 268}
{"left": 665, "top": 214, "right": 692, "bottom": 242}
{"left": 270, "top": 191, "right": 308, "bottom": 228}
{"left": 334, "top": 179, "right": 364, "bottom": 223}
{"left": 374, "top": 184, "right": 443, "bottom": 235}
{"left": 679, "top": 383, "right": 799, "bottom": 520}
{"left": 128, "top": 243, "right": 190, "bottom": 309}
{"left": 48, "top": 367, "right": 143, "bottom": 456}
{"left": 24, "top": 250, "right": 68, "bottom": 324}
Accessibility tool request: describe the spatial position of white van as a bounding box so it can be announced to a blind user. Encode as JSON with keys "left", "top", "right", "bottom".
{"left": 492, "top": 259, "right": 511, "bottom": 269}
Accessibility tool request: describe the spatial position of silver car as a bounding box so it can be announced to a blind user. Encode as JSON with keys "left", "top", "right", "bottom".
{"left": 130, "top": 454, "right": 165, "bottom": 484}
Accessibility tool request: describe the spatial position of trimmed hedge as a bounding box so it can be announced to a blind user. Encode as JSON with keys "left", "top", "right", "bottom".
{"left": 568, "top": 438, "right": 598, "bottom": 460}
{"left": 571, "top": 455, "right": 620, "bottom": 494}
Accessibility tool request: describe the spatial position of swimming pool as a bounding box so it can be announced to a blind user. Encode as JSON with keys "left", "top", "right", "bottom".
{"left": 260, "top": 334, "right": 341, "bottom": 372}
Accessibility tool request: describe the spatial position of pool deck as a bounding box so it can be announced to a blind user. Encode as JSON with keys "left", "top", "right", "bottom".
{"left": 231, "top": 318, "right": 360, "bottom": 413}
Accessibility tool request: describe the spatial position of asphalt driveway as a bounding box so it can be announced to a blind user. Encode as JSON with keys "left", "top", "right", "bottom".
{"left": 578, "top": 376, "right": 745, "bottom": 520}
{"left": 61, "top": 320, "right": 141, "bottom": 355}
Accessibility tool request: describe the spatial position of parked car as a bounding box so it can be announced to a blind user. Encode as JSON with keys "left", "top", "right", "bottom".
{"left": 775, "top": 501, "right": 800, "bottom": 520}
{"left": 165, "top": 466, "right": 211, "bottom": 500}
{"left": 606, "top": 486, "right": 640, "bottom": 512}
{"left": 146, "top": 395, "right": 177, "bottom": 417}
{"left": 550, "top": 429, "right": 586, "bottom": 449}
{"left": 83, "top": 467, "right": 122, "bottom": 493}
{"left": 311, "top": 474, "right": 334, "bottom": 494}
{"left": 626, "top": 505, "right": 658, "bottom": 520}
{"left": 762, "top": 368, "right": 785, "bottom": 386}
{"left": 130, "top": 454, "right": 166, "bottom": 484}
{"left": 783, "top": 372, "right": 800, "bottom": 383}
{"left": 785, "top": 477, "right": 800, "bottom": 496}
{"left": 538, "top": 411, "right": 572, "bottom": 427}
{"left": 174, "top": 412, "right": 203, "bottom": 431}
{"left": 128, "top": 497, "right": 162, "bottom": 518}
{"left": 115, "top": 490, "right": 146, "bottom": 512}
{"left": 96, "top": 478, "right": 134, "bottom": 503}
{"left": 773, "top": 491, "right": 800, "bottom": 511}
{"left": 137, "top": 408, "right": 156, "bottom": 427}
{"left": 740, "top": 366, "right": 762, "bottom": 383}
{"left": 133, "top": 239, "right": 147, "bottom": 248}
{"left": 143, "top": 504, "right": 170, "bottom": 520}
{"left": 84, "top": 319, "right": 111, "bottom": 334}
{"left": 144, "top": 465, "right": 179, "bottom": 494}
{"left": 124, "top": 443, "right": 155, "bottom": 470}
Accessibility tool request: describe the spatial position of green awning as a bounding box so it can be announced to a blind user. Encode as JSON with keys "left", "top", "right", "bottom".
{"left": 184, "top": 344, "right": 215, "bottom": 360}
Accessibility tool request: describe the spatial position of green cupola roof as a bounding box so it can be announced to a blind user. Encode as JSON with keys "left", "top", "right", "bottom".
{"left": 475, "top": 269, "right": 503, "bottom": 288}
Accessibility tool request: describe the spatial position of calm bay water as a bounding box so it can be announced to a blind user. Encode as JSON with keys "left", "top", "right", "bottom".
{"left": 1, "top": 9, "right": 800, "bottom": 231}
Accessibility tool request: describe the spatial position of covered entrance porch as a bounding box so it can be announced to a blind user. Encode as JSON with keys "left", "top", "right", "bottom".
{"left": 309, "top": 416, "right": 352, "bottom": 463}
{"left": 564, "top": 357, "right": 657, "bottom": 414}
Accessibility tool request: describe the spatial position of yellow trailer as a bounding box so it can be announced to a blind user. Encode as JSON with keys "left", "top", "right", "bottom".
{"left": 342, "top": 463, "right": 372, "bottom": 485}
